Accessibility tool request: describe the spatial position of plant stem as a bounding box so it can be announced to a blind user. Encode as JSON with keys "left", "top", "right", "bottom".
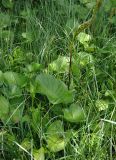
{"left": 68, "top": 42, "right": 73, "bottom": 90}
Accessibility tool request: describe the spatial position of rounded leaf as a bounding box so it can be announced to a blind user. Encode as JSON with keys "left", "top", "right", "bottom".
{"left": 2, "top": 84, "right": 22, "bottom": 98}
{"left": 36, "top": 73, "right": 74, "bottom": 104}
{"left": 26, "top": 63, "right": 41, "bottom": 73}
{"left": 63, "top": 103, "right": 85, "bottom": 123}
{"left": 46, "top": 120, "right": 66, "bottom": 152}
{"left": 4, "top": 71, "right": 27, "bottom": 87}
{"left": 77, "top": 32, "right": 91, "bottom": 44}
{"left": 33, "top": 147, "right": 45, "bottom": 160}
{"left": 48, "top": 56, "right": 69, "bottom": 73}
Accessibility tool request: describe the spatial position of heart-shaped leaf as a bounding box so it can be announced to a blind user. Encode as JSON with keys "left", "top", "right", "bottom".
{"left": 2, "top": 84, "right": 22, "bottom": 98}
{"left": 47, "top": 136, "right": 65, "bottom": 153}
{"left": 63, "top": 103, "right": 85, "bottom": 123}
{"left": 46, "top": 120, "right": 66, "bottom": 152}
{"left": 36, "top": 73, "right": 74, "bottom": 104}
{"left": 33, "top": 147, "right": 45, "bottom": 160}
{"left": 77, "top": 52, "right": 93, "bottom": 67}
{"left": 48, "top": 56, "right": 69, "bottom": 73}
{"left": 77, "top": 32, "right": 91, "bottom": 44}
{"left": 4, "top": 71, "right": 27, "bottom": 87}
{"left": 26, "top": 63, "right": 41, "bottom": 73}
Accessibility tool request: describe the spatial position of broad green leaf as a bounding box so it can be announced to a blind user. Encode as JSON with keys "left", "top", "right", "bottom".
{"left": 0, "top": 13, "right": 11, "bottom": 29}
{"left": 47, "top": 136, "right": 65, "bottom": 152}
{"left": 77, "top": 52, "right": 94, "bottom": 67}
{"left": 46, "top": 120, "right": 64, "bottom": 135}
{"left": 4, "top": 71, "right": 27, "bottom": 87}
{"left": 84, "top": 43, "right": 96, "bottom": 52}
{"left": 36, "top": 74, "right": 74, "bottom": 104}
{"left": 48, "top": 56, "right": 69, "bottom": 73}
{"left": 77, "top": 32, "right": 91, "bottom": 44}
{"left": 95, "top": 99, "right": 109, "bottom": 111}
{"left": 26, "top": 63, "right": 41, "bottom": 73}
{"left": 63, "top": 103, "right": 85, "bottom": 123}
{"left": 33, "top": 147, "right": 45, "bottom": 160}
{"left": 46, "top": 120, "right": 66, "bottom": 152}
{"left": 2, "top": 0, "right": 13, "bottom": 9}
{"left": 9, "top": 85, "right": 22, "bottom": 98}
{"left": 0, "top": 96, "right": 10, "bottom": 122}
{"left": 2, "top": 84, "right": 22, "bottom": 98}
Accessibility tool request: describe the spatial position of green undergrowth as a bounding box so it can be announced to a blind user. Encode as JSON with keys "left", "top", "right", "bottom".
{"left": 0, "top": 0, "right": 116, "bottom": 160}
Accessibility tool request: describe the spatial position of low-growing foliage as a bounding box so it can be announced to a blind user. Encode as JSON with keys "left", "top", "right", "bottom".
{"left": 0, "top": 0, "right": 116, "bottom": 159}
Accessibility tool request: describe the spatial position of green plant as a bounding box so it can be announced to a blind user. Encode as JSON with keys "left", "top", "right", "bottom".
{"left": 0, "top": 0, "right": 116, "bottom": 159}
